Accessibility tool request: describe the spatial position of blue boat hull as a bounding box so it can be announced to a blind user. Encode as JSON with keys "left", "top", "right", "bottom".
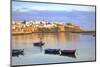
{"left": 45, "top": 49, "right": 59, "bottom": 54}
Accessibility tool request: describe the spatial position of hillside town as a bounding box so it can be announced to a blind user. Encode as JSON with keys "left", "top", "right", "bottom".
{"left": 12, "top": 20, "right": 82, "bottom": 34}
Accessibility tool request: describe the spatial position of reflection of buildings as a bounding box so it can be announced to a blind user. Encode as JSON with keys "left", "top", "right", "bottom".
{"left": 12, "top": 32, "right": 80, "bottom": 50}
{"left": 57, "top": 32, "right": 80, "bottom": 42}
{"left": 12, "top": 31, "right": 80, "bottom": 42}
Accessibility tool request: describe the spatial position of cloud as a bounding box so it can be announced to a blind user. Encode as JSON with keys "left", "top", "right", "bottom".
{"left": 16, "top": 8, "right": 31, "bottom": 12}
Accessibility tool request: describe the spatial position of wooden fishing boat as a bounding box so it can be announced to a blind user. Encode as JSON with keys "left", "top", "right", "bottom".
{"left": 33, "top": 41, "right": 45, "bottom": 46}
{"left": 12, "top": 49, "right": 24, "bottom": 57}
{"left": 45, "top": 49, "right": 59, "bottom": 54}
{"left": 60, "top": 50, "right": 76, "bottom": 58}
{"left": 61, "top": 50, "right": 76, "bottom": 54}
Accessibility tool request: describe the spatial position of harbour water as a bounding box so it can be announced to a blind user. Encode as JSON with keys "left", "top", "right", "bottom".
{"left": 12, "top": 32, "right": 95, "bottom": 66}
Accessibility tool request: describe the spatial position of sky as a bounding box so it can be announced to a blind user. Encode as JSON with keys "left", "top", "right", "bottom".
{"left": 12, "top": 1, "right": 96, "bottom": 30}
{"left": 12, "top": 1, "right": 95, "bottom": 12}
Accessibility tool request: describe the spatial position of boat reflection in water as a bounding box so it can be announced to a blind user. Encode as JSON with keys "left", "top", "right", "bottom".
{"left": 12, "top": 49, "right": 24, "bottom": 57}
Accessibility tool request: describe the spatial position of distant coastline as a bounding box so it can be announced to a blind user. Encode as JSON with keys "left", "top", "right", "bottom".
{"left": 71, "top": 31, "right": 95, "bottom": 33}
{"left": 12, "top": 31, "right": 95, "bottom": 36}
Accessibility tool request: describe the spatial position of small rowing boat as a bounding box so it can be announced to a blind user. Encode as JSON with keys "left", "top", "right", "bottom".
{"left": 33, "top": 41, "right": 45, "bottom": 46}
{"left": 12, "top": 49, "right": 24, "bottom": 57}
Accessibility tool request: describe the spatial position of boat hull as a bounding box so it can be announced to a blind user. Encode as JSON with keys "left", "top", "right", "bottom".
{"left": 12, "top": 49, "right": 24, "bottom": 57}
{"left": 33, "top": 42, "right": 45, "bottom": 46}
{"left": 60, "top": 50, "right": 76, "bottom": 58}
{"left": 45, "top": 49, "right": 59, "bottom": 54}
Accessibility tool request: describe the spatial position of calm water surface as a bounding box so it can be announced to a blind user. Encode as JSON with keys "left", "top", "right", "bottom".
{"left": 12, "top": 32, "right": 95, "bottom": 66}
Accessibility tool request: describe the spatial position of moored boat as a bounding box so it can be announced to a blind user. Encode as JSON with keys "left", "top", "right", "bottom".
{"left": 61, "top": 50, "right": 76, "bottom": 54}
{"left": 45, "top": 49, "right": 59, "bottom": 54}
{"left": 33, "top": 41, "right": 45, "bottom": 46}
{"left": 60, "top": 50, "right": 76, "bottom": 58}
{"left": 12, "top": 49, "right": 24, "bottom": 57}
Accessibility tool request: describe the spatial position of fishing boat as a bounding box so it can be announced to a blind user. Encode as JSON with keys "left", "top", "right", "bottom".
{"left": 12, "top": 49, "right": 24, "bottom": 57}
{"left": 33, "top": 41, "right": 45, "bottom": 46}
{"left": 61, "top": 50, "right": 76, "bottom": 54}
{"left": 60, "top": 50, "right": 76, "bottom": 58}
{"left": 45, "top": 49, "right": 59, "bottom": 54}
